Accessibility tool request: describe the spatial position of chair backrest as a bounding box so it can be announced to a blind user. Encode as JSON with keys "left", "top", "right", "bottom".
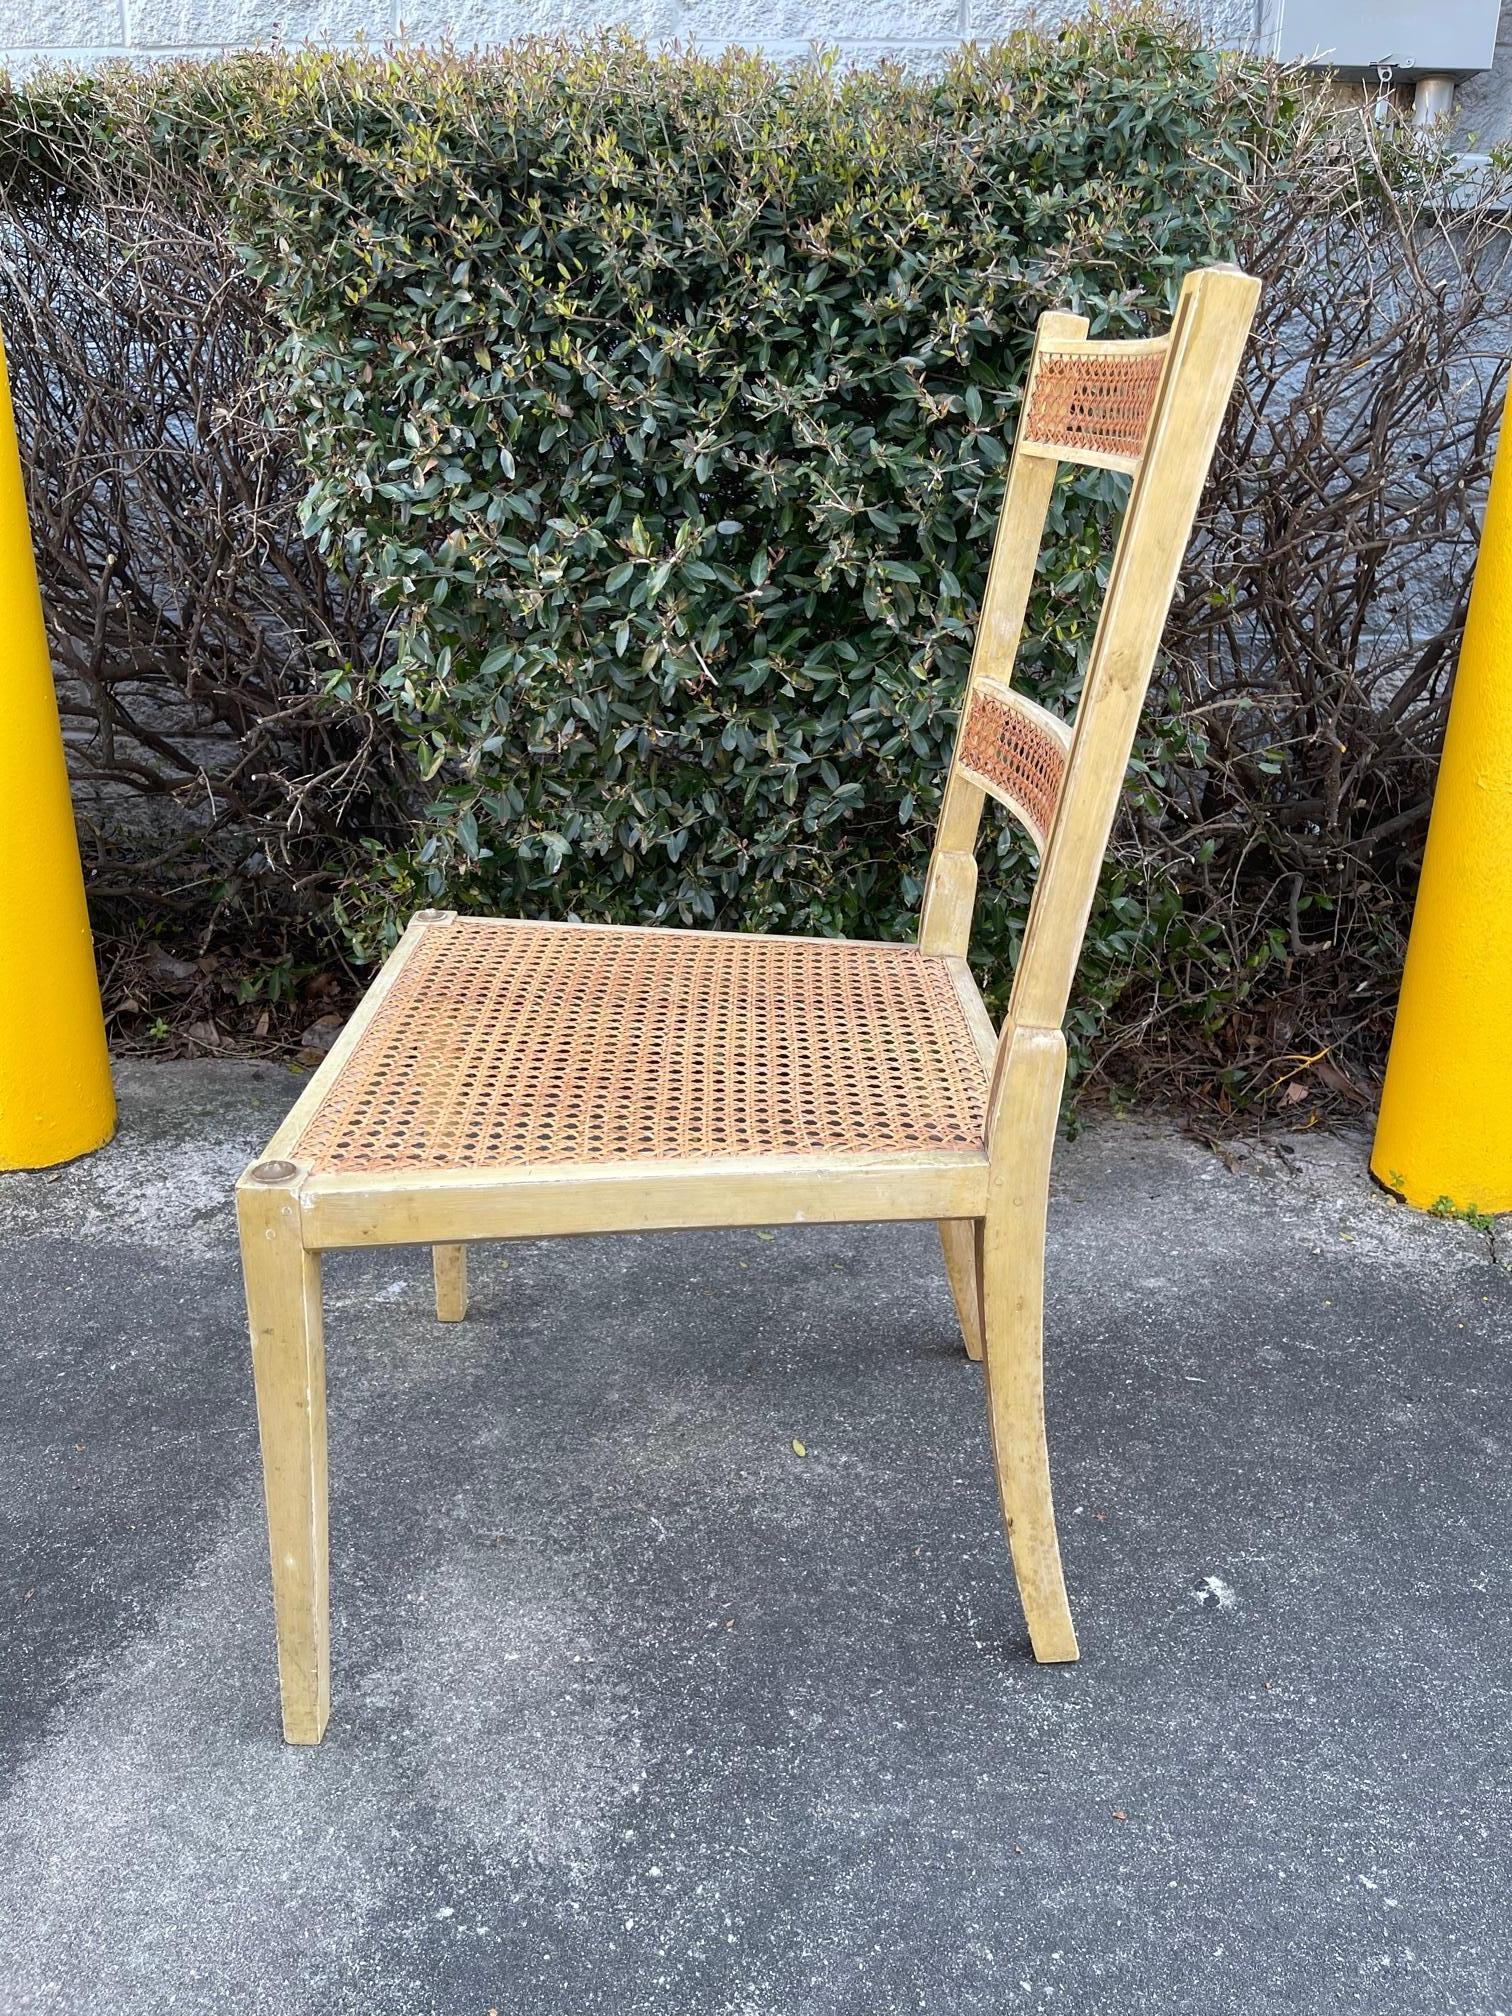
{"left": 919, "top": 265, "right": 1260, "bottom": 1060}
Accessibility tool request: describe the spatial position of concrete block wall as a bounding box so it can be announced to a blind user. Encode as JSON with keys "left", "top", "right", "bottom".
{"left": 1, "top": 0, "right": 1266, "bottom": 73}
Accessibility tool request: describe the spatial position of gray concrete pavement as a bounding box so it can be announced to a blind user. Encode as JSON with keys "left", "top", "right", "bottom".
{"left": 0, "top": 1061, "right": 1508, "bottom": 2015}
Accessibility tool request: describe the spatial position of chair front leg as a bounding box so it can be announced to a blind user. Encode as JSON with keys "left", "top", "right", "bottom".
{"left": 938, "top": 1219, "right": 984, "bottom": 1361}
{"left": 433, "top": 1244, "right": 469, "bottom": 1321}
{"left": 980, "top": 1027, "right": 1078, "bottom": 1662}
{"left": 237, "top": 1162, "right": 330, "bottom": 1743}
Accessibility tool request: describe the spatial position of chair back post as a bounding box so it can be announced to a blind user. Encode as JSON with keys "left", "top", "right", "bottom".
{"left": 918, "top": 308, "right": 1089, "bottom": 959}
{"left": 983, "top": 264, "right": 1261, "bottom": 1155}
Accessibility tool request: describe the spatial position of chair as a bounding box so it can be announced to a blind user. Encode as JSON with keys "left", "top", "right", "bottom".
{"left": 237, "top": 264, "right": 1260, "bottom": 1743}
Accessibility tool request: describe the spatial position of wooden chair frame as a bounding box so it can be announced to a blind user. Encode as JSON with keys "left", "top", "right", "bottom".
{"left": 237, "top": 265, "right": 1259, "bottom": 1742}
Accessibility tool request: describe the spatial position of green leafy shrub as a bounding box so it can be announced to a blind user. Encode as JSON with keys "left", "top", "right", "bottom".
{"left": 212, "top": 18, "right": 1273, "bottom": 993}
{"left": 3, "top": 22, "right": 1506, "bottom": 1100}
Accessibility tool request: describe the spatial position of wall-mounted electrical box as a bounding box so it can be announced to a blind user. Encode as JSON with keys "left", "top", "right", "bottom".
{"left": 1272, "top": 0, "right": 1502, "bottom": 76}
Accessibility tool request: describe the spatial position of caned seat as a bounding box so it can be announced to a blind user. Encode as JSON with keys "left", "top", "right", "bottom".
{"left": 238, "top": 265, "right": 1261, "bottom": 1743}
{"left": 286, "top": 918, "right": 993, "bottom": 1177}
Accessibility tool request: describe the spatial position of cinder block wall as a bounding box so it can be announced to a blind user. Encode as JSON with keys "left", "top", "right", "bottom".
{"left": 3, "top": 0, "right": 1264, "bottom": 72}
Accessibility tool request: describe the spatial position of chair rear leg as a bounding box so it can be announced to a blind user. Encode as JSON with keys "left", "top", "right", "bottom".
{"left": 981, "top": 1188, "right": 1078, "bottom": 1661}
{"left": 938, "top": 1219, "right": 984, "bottom": 1361}
{"left": 433, "top": 1244, "right": 468, "bottom": 1322}
{"left": 237, "top": 1163, "right": 331, "bottom": 1743}
{"left": 979, "top": 1029, "right": 1079, "bottom": 1664}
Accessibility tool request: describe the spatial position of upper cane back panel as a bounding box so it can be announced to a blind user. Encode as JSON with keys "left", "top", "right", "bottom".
{"left": 957, "top": 680, "right": 1073, "bottom": 851}
{"left": 289, "top": 919, "right": 990, "bottom": 1176}
{"left": 1021, "top": 341, "right": 1169, "bottom": 471}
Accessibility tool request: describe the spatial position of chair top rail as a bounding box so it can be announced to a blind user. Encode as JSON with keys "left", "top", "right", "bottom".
{"left": 1018, "top": 333, "right": 1173, "bottom": 474}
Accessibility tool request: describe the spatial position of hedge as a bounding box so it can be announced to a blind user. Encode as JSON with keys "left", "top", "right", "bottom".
{"left": 3, "top": 18, "right": 1508, "bottom": 1101}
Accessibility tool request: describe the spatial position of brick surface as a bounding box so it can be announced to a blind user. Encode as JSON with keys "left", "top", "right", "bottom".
{"left": 674, "top": 0, "right": 959, "bottom": 42}
{"left": 0, "top": 0, "right": 120, "bottom": 47}
{"left": 395, "top": 0, "right": 655, "bottom": 41}
{"left": 131, "top": 0, "right": 385, "bottom": 45}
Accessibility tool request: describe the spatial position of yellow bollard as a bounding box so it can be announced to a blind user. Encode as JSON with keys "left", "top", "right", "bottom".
{"left": 0, "top": 332, "right": 115, "bottom": 1170}
{"left": 1371, "top": 406, "right": 1512, "bottom": 1216}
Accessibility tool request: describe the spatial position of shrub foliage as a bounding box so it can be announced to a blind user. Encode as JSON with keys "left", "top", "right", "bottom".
{"left": 2, "top": 20, "right": 1507, "bottom": 1099}
{"left": 221, "top": 26, "right": 1264, "bottom": 990}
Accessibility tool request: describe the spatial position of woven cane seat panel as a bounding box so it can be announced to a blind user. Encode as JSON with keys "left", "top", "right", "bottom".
{"left": 958, "top": 686, "right": 1068, "bottom": 847}
{"left": 1023, "top": 347, "right": 1166, "bottom": 462}
{"left": 291, "top": 920, "right": 990, "bottom": 1175}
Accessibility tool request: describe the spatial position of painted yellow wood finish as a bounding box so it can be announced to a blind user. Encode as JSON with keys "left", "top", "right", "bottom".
{"left": 236, "top": 267, "right": 1260, "bottom": 1739}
